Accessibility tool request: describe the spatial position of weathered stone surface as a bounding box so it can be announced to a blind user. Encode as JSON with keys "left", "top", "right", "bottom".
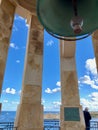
{"left": 0, "top": 0, "right": 15, "bottom": 95}
{"left": 92, "top": 30, "right": 98, "bottom": 72}
{"left": 24, "top": 55, "right": 43, "bottom": 86}
{"left": 60, "top": 40, "right": 85, "bottom": 130}
{"left": 61, "top": 71, "right": 80, "bottom": 106}
{"left": 61, "top": 58, "right": 76, "bottom": 71}
{"left": 15, "top": 0, "right": 36, "bottom": 14}
{"left": 44, "top": 113, "right": 60, "bottom": 119}
{"left": 1, "top": 1, "right": 96, "bottom": 130}
{"left": 60, "top": 40, "right": 76, "bottom": 58}
{"left": 60, "top": 105, "right": 85, "bottom": 130}
{"left": 21, "top": 85, "right": 42, "bottom": 104}
{"left": 60, "top": 40, "right": 80, "bottom": 106}
{"left": 14, "top": 15, "right": 44, "bottom": 130}
{"left": 14, "top": 104, "right": 43, "bottom": 130}
{"left": 0, "top": 0, "right": 15, "bottom": 40}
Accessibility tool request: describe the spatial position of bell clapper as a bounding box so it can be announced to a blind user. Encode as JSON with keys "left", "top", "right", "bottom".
{"left": 71, "top": 0, "right": 83, "bottom": 34}
{"left": 70, "top": 16, "right": 83, "bottom": 34}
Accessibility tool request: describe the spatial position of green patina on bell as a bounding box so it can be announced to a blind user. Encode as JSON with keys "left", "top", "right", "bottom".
{"left": 37, "top": 0, "right": 98, "bottom": 37}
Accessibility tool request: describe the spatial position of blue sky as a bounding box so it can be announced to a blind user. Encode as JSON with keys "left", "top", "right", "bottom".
{"left": 0, "top": 14, "right": 98, "bottom": 111}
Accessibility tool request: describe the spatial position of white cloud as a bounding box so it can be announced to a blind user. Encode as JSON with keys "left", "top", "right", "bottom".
{"left": 16, "top": 60, "right": 20, "bottom": 63}
{"left": 52, "top": 101, "right": 61, "bottom": 106}
{"left": 90, "top": 84, "right": 98, "bottom": 89}
{"left": 13, "top": 25, "right": 18, "bottom": 31}
{"left": 89, "top": 92, "right": 98, "bottom": 102}
{"left": 79, "top": 75, "right": 93, "bottom": 85}
{"left": 79, "top": 75, "right": 98, "bottom": 90}
{"left": 52, "top": 101, "right": 61, "bottom": 109}
{"left": 44, "top": 105, "right": 60, "bottom": 111}
{"left": 42, "top": 99, "right": 45, "bottom": 104}
{"left": 5, "top": 88, "right": 16, "bottom": 94}
{"left": 25, "top": 19, "right": 29, "bottom": 28}
{"left": 10, "top": 43, "right": 19, "bottom": 50}
{"left": 10, "top": 43, "right": 15, "bottom": 48}
{"left": 56, "top": 81, "right": 61, "bottom": 87}
{"left": 44, "top": 106, "right": 54, "bottom": 111}
{"left": 14, "top": 15, "right": 24, "bottom": 21}
{"left": 18, "top": 16, "right": 24, "bottom": 20}
{"left": 11, "top": 101, "right": 19, "bottom": 104}
{"left": 85, "top": 58, "right": 97, "bottom": 75}
{"left": 80, "top": 98, "right": 91, "bottom": 108}
{"left": 52, "top": 88, "right": 61, "bottom": 93}
{"left": 45, "top": 88, "right": 52, "bottom": 93}
{"left": 79, "top": 58, "right": 98, "bottom": 90}
{"left": 80, "top": 96, "right": 98, "bottom": 111}
{"left": 47, "top": 40, "right": 54, "bottom": 46}
{"left": 3, "top": 100, "right": 8, "bottom": 103}
{"left": 45, "top": 87, "right": 61, "bottom": 94}
{"left": 18, "top": 90, "right": 21, "bottom": 95}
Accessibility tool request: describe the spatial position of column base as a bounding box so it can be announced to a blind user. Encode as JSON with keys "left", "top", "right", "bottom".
{"left": 14, "top": 103, "right": 43, "bottom": 130}
{"left": 15, "top": 127, "right": 44, "bottom": 130}
{"left": 60, "top": 105, "right": 85, "bottom": 130}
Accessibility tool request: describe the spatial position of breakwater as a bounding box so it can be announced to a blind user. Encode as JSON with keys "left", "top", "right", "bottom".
{"left": 44, "top": 111, "right": 98, "bottom": 119}
{"left": 44, "top": 113, "right": 60, "bottom": 119}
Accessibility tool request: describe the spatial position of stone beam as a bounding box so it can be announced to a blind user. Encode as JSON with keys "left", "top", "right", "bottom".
{"left": 9, "top": 0, "right": 36, "bottom": 15}
{"left": 15, "top": 6, "right": 31, "bottom": 24}
{"left": 0, "top": 0, "right": 15, "bottom": 96}
{"left": 60, "top": 40, "right": 76, "bottom": 58}
{"left": 14, "top": 15, "right": 44, "bottom": 130}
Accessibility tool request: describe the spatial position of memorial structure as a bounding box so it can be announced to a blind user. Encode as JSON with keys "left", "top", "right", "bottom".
{"left": 0, "top": 0, "right": 98, "bottom": 130}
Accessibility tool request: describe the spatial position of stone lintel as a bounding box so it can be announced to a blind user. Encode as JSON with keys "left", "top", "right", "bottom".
{"left": 16, "top": 0, "right": 36, "bottom": 15}
{"left": 8, "top": 0, "right": 36, "bottom": 16}
{"left": 15, "top": 5, "right": 31, "bottom": 24}
{"left": 60, "top": 40, "right": 76, "bottom": 58}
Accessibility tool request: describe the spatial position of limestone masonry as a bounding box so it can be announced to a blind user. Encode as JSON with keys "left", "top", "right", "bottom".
{"left": 0, "top": 0, "right": 98, "bottom": 130}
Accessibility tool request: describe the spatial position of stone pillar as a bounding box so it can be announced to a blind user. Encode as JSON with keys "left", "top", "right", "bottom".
{"left": 0, "top": 0, "right": 15, "bottom": 109}
{"left": 14, "top": 15, "right": 44, "bottom": 130}
{"left": 60, "top": 40, "right": 85, "bottom": 130}
{"left": 92, "top": 30, "right": 98, "bottom": 72}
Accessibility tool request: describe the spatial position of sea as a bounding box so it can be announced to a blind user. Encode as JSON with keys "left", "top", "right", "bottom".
{"left": 0, "top": 111, "right": 98, "bottom": 129}
{"left": 0, "top": 111, "right": 98, "bottom": 122}
{"left": 0, "top": 111, "right": 59, "bottom": 122}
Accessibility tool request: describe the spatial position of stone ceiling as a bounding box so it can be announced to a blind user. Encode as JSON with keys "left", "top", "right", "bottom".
{"left": 9, "top": 0, "right": 36, "bottom": 15}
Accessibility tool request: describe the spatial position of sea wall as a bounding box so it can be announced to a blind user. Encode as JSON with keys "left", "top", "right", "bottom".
{"left": 44, "top": 112, "right": 98, "bottom": 119}
{"left": 44, "top": 113, "right": 60, "bottom": 119}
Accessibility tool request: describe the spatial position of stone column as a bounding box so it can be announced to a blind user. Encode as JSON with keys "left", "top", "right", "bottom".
{"left": 0, "top": 0, "right": 15, "bottom": 108}
{"left": 14, "top": 15, "right": 44, "bottom": 130}
{"left": 60, "top": 40, "right": 85, "bottom": 130}
{"left": 92, "top": 30, "right": 98, "bottom": 72}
